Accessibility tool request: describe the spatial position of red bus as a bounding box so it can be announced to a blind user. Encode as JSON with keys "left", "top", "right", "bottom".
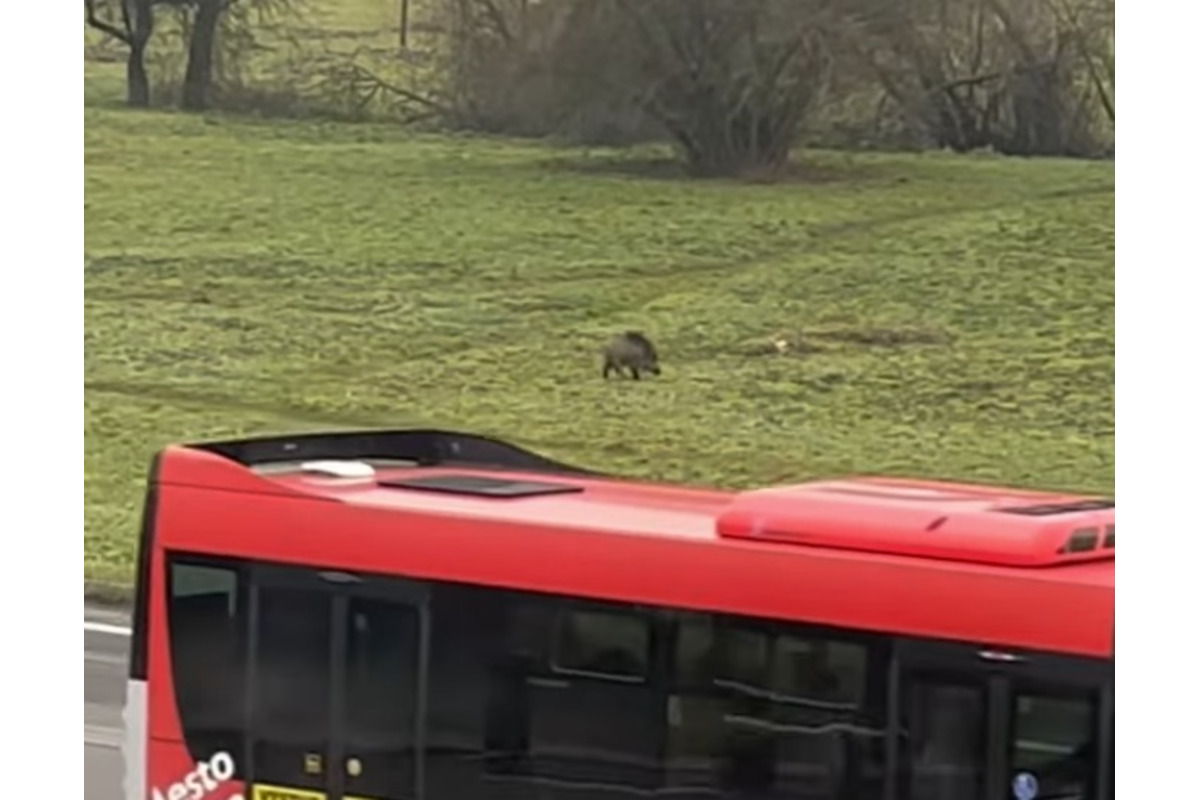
{"left": 121, "top": 428, "right": 1114, "bottom": 800}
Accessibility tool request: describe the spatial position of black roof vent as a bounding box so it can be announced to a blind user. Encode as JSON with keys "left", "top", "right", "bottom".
{"left": 379, "top": 473, "right": 584, "bottom": 499}
{"left": 191, "top": 428, "right": 601, "bottom": 476}
{"left": 997, "top": 498, "right": 1115, "bottom": 516}
{"left": 1058, "top": 527, "right": 1101, "bottom": 554}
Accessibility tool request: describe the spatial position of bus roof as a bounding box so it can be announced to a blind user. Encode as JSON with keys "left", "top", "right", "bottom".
{"left": 151, "top": 428, "right": 1114, "bottom": 657}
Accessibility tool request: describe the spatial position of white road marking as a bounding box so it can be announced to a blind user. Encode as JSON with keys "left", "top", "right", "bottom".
{"left": 85, "top": 650, "right": 128, "bottom": 667}
{"left": 84, "top": 724, "right": 123, "bottom": 749}
{"left": 85, "top": 621, "right": 132, "bottom": 636}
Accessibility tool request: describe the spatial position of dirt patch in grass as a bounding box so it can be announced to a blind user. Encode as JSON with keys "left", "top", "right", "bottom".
{"left": 808, "top": 325, "right": 954, "bottom": 347}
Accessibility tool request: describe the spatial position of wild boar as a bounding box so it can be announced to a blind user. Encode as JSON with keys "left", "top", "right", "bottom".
{"left": 602, "top": 331, "right": 662, "bottom": 380}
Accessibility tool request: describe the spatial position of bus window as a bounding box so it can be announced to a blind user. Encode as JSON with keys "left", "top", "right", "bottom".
{"left": 665, "top": 615, "right": 887, "bottom": 799}
{"left": 904, "top": 681, "right": 987, "bottom": 800}
{"left": 551, "top": 606, "right": 650, "bottom": 681}
{"left": 1009, "top": 690, "right": 1097, "bottom": 800}
{"left": 425, "top": 584, "right": 662, "bottom": 798}
{"left": 665, "top": 613, "right": 773, "bottom": 797}
{"left": 766, "top": 631, "right": 886, "bottom": 799}
{"left": 425, "top": 583, "right": 514, "bottom": 797}
{"left": 342, "top": 595, "right": 421, "bottom": 800}
{"left": 664, "top": 612, "right": 719, "bottom": 787}
{"left": 166, "top": 558, "right": 247, "bottom": 770}
{"left": 534, "top": 601, "right": 659, "bottom": 790}
{"left": 673, "top": 614, "right": 718, "bottom": 686}
{"left": 772, "top": 635, "right": 868, "bottom": 709}
{"left": 249, "top": 584, "right": 332, "bottom": 794}
{"left": 1104, "top": 735, "right": 1114, "bottom": 799}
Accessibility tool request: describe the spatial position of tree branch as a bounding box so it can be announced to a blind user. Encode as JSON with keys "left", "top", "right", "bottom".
{"left": 943, "top": 71, "right": 1003, "bottom": 92}
{"left": 476, "top": 0, "right": 514, "bottom": 43}
{"left": 84, "top": 0, "right": 133, "bottom": 44}
{"left": 347, "top": 63, "right": 453, "bottom": 115}
{"left": 119, "top": 0, "right": 133, "bottom": 37}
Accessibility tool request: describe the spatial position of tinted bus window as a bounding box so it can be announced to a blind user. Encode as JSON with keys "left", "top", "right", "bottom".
{"left": 425, "top": 583, "right": 661, "bottom": 798}
{"left": 768, "top": 632, "right": 886, "bottom": 799}
{"left": 905, "top": 681, "right": 987, "bottom": 800}
{"left": 1010, "top": 691, "right": 1097, "bottom": 799}
{"left": 424, "top": 582, "right": 510, "bottom": 797}
{"left": 434, "top": 593, "right": 897, "bottom": 800}
{"left": 342, "top": 595, "right": 421, "bottom": 798}
{"left": 1104, "top": 736, "right": 1113, "bottom": 799}
{"left": 666, "top": 613, "right": 888, "bottom": 800}
{"left": 551, "top": 606, "right": 650, "bottom": 680}
{"left": 665, "top": 613, "right": 742, "bottom": 796}
{"left": 536, "top": 602, "right": 659, "bottom": 789}
{"left": 250, "top": 584, "right": 332, "bottom": 792}
{"left": 166, "top": 558, "right": 247, "bottom": 770}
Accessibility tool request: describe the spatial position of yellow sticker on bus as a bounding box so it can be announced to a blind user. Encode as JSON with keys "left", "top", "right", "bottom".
{"left": 250, "top": 785, "right": 327, "bottom": 800}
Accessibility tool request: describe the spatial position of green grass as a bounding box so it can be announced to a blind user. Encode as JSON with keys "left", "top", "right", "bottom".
{"left": 84, "top": 103, "right": 1114, "bottom": 587}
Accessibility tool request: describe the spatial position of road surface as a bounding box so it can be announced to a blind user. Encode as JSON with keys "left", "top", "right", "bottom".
{"left": 85, "top": 606, "right": 130, "bottom": 800}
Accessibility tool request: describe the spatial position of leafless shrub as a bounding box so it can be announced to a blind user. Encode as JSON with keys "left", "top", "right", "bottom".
{"left": 843, "top": 0, "right": 1113, "bottom": 155}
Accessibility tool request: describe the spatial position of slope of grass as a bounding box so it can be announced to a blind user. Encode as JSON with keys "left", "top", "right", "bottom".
{"left": 84, "top": 105, "right": 1114, "bottom": 586}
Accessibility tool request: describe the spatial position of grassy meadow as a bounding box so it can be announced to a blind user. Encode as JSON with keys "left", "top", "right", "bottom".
{"left": 84, "top": 68, "right": 1115, "bottom": 586}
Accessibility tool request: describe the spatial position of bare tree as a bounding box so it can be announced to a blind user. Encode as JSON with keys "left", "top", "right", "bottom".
{"left": 1050, "top": 0, "right": 1113, "bottom": 124}
{"left": 178, "top": 0, "right": 222, "bottom": 110}
{"left": 430, "top": 0, "right": 837, "bottom": 171}
{"left": 84, "top": 0, "right": 157, "bottom": 107}
{"left": 845, "top": 0, "right": 1112, "bottom": 155}
{"left": 168, "top": 0, "right": 300, "bottom": 112}
{"left": 431, "top": 0, "right": 573, "bottom": 133}
{"left": 614, "top": 0, "right": 837, "bottom": 177}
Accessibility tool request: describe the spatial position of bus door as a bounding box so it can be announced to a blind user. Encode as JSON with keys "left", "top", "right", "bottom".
{"left": 246, "top": 564, "right": 429, "bottom": 800}
{"left": 894, "top": 639, "right": 1112, "bottom": 800}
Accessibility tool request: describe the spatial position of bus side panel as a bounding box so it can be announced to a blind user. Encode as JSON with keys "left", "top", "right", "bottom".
{"left": 160, "top": 483, "right": 1114, "bottom": 659}
{"left": 147, "top": 738, "right": 247, "bottom": 800}
{"left": 148, "top": 540, "right": 187, "bottom": 745}
{"left": 146, "top": 484, "right": 254, "bottom": 796}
